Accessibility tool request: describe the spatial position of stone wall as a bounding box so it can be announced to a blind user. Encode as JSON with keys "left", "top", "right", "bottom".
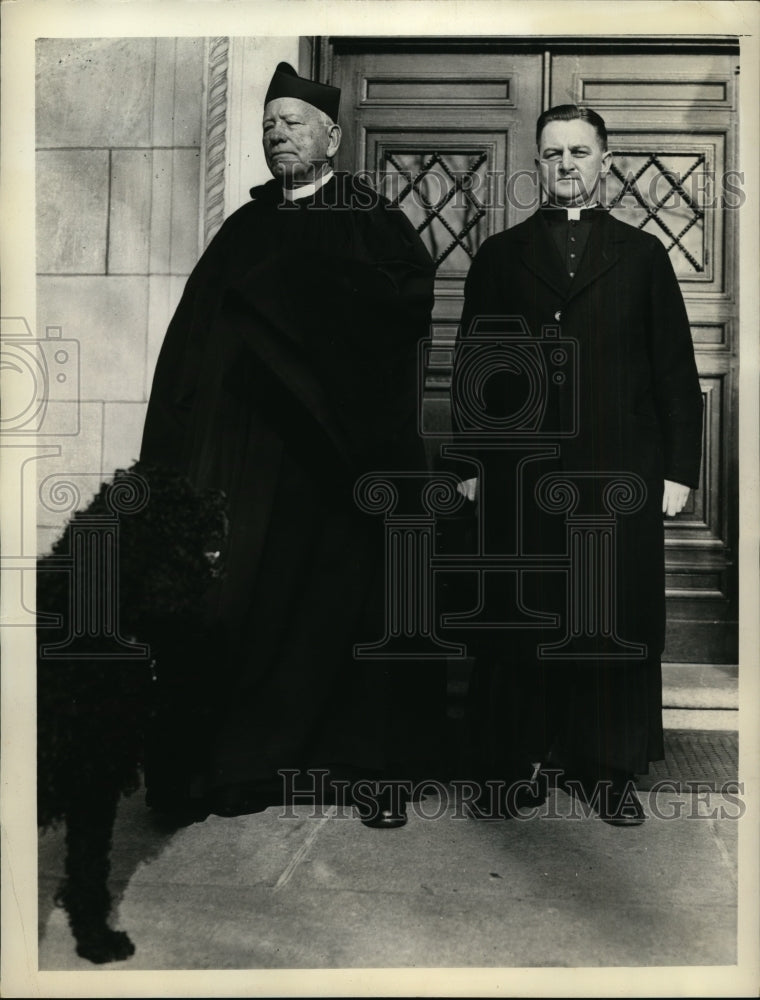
{"left": 36, "top": 37, "right": 204, "bottom": 552}
{"left": 34, "top": 36, "right": 299, "bottom": 553}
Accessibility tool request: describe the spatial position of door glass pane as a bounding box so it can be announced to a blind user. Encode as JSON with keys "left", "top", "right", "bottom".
{"left": 606, "top": 152, "right": 708, "bottom": 277}
{"left": 380, "top": 150, "right": 489, "bottom": 271}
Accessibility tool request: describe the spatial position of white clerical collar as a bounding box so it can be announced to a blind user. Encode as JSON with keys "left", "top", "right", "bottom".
{"left": 565, "top": 202, "right": 599, "bottom": 220}
{"left": 544, "top": 202, "right": 600, "bottom": 220}
{"left": 282, "top": 169, "right": 334, "bottom": 202}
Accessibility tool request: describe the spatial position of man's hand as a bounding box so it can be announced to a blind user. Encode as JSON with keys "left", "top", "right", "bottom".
{"left": 457, "top": 478, "right": 479, "bottom": 502}
{"left": 663, "top": 479, "right": 690, "bottom": 517}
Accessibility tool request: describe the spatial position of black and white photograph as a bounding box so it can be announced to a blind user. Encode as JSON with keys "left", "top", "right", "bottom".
{"left": 1, "top": 1, "right": 758, "bottom": 996}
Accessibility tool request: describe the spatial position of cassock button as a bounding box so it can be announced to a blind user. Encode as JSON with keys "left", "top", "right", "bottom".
{"left": 569, "top": 271, "right": 575, "bottom": 277}
{"left": 554, "top": 310, "right": 562, "bottom": 321}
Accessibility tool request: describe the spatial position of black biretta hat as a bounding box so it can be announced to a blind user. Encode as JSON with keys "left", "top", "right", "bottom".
{"left": 264, "top": 62, "right": 341, "bottom": 122}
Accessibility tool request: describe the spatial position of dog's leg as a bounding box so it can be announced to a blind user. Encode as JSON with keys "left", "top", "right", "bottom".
{"left": 58, "top": 785, "right": 135, "bottom": 963}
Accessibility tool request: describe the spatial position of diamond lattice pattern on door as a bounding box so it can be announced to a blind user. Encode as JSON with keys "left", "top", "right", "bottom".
{"left": 606, "top": 152, "right": 707, "bottom": 276}
{"left": 381, "top": 150, "right": 489, "bottom": 272}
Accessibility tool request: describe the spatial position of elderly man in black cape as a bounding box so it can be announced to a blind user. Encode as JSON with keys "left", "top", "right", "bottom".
{"left": 451, "top": 105, "right": 703, "bottom": 825}
{"left": 140, "top": 63, "right": 442, "bottom": 826}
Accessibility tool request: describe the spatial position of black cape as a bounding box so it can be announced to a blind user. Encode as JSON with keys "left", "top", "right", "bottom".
{"left": 140, "top": 174, "right": 442, "bottom": 806}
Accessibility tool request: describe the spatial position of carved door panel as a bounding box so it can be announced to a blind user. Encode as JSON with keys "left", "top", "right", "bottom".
{"left": 322, "top": 40, "right": 739, "bottom": 661}
{"left": 329, "top": 50, "right": 543, "bottom": 435}
{"left": 551, "top": 52, "right": 739, "bottom": 660}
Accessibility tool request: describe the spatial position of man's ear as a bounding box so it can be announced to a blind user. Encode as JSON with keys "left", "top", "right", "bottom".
{"left": 600, "top": 149, "right": 613, "bottom": 177}
{"left": 535, "top": 154, "right": 547, "bottom": 196}
{"left": 327, "top": 123, "right": 342, "bottom": 158}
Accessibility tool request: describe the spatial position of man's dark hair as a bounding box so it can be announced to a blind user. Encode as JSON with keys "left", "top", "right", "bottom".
{"left": 536, "top": 105, "right": 608, "bottom": 151}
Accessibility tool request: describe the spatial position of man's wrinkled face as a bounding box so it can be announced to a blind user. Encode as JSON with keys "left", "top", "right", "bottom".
{"left": 536, "top": 119, "right": 612, "bottom": 207}
{"left": 262, "top": 97, "right": 341, "bottom": 186}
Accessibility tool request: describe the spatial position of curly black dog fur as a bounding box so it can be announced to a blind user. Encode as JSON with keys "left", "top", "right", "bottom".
{"left": 37, "top": 463, "right": 226, "bottom": 964}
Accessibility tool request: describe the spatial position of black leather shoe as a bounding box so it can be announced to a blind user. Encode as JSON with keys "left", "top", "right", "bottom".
{"left": 600, "top": 782, "right": 646, "bottom": 826}
{"left": 354, "top": 782, "right": 408, "bottom": 829}
{"left": 561, "top": 773, "right": 645, "bottom": 826}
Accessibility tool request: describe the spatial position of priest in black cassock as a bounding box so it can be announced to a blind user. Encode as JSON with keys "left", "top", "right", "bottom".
{"left": 140, "top": 63, "right": 441, "bottom": 825}
{"left": 453, "top": 105, "right": 703, "bottom": 825}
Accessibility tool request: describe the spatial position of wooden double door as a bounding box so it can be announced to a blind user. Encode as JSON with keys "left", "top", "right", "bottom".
{"left": 309, "top": 37, "right": 739, "bottom": 663}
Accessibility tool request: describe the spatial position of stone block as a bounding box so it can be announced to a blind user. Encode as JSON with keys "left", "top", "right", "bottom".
{"left": 174, "top": 39, "right": 205, "bottom": 145}
{"left": 146, "top": 275, "right": 186, "bottom": 395}
{"left": 102, "top": 402, "right": 148, "bottom": 475}
{"left": 37, "top": 276, "right": 148, "bottom": 403}
{"left": 152, "top": 38, "right": 204, "bottom": 147}
{"left": 36, "top": 150, "right": 109, "bottom": 274}
{"left": 108, "top": 151, "right": 153, "bottom": 274}
{"left": 148, "top": 149, "right": 201, "bottom": 275}
{"left": 37, "top": 526, "right": 62, "bottom": 558}
{"left": 34, "top": 401, "right": 105, "bottom": 535}
{"left": 147, "top": 149, "right": 174, "bottom": 274}
{"left": 36, "top": 38, "right": 156, "bottom": 148}
{"left": 170, "top": 149, "right": 202, "bottom": 274}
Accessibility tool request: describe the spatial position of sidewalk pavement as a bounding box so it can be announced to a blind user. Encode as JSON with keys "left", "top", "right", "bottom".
{"left": 39, "top": 779, "right": 739, "bottom": 972}
{"left": 36, "top": 663, "right": 743, "bottom": 978}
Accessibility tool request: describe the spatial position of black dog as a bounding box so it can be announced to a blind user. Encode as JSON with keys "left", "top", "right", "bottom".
{"left": 37, "top": 463, "right": 226, "bottom": 964}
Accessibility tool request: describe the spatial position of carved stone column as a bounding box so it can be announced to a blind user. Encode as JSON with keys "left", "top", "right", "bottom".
{"left": 200, "top": 37, "right": 230, "bottom": 249}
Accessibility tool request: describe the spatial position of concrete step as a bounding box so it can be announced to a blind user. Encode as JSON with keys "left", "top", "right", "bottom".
{"left": 661, "top": 662, "right": 738, "bottom": 709}
{"left": 449, "top": 662, "right": 739, "bottom": 732}
{"left": 662, "top": 663, "right": 738, "bottom": 730}
{"left": 662, "top": 708, "right": 738, "bottom": 730}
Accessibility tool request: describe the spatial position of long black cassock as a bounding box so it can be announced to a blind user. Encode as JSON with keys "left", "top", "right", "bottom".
{"left": 140, "top": 174, "right": 440, "bottom": 808}
{"left": 451, "top": 207, "right": 703, "bottom": 780}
